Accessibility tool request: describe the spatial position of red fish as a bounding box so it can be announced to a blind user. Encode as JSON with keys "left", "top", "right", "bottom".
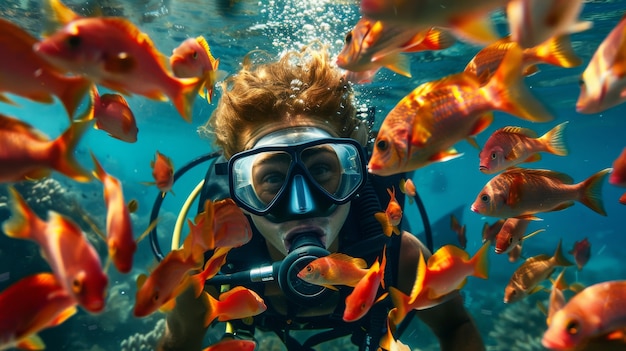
{"left": 450, "top": 214, "right": 467, "bottom": 249}
{"left": 0, "top": 114, "right": 91, "bottom": 183}
{"left": 576, "top": 15, "right": 626, "bottom": 114}
{"left": 471, "top": 168, "right": 610, "bottom": 219}
{"left": 542, "top": 280, "right": 626, "bottom": 350}
{"left": 133, "top": 248, "right": 200, "bottom": 318}
{"left": 387, "top": 285, "right": 455, "bottom": 325}
{"left": 482, "top": 219, "right": 505, "bottom": 244}
{"left": 368, "top": 46, "right": 554, "bottom": 176}
{"left": 189, "top": 247, "right": 231, "bottom": 297}
{"left": 399, "top": 178, "right": 416, "bottom": 204}
{"left": 91, "top": 86, "right": 138, "bottom": 143}
{"left": 479, "top": 122, "right": 569, "bottom": 174}
{"left": 150, "top": 151, "right": 175, "bottom": 195}
{"left": 0, "top": 273, "right": 77, "bottom": 350}
{"left": 91, "top": 153, "right": 136, "bottom": 274}
{"left": 0, "top": 17, "right": 91, "bottom": 118}
{"left": 3, "top": 187, "right": 108, "bottom": 313}
{"left": 343, "top": 247, "right": 387, "bottom": 322}
{"left": 170, "top": 36, "right": 220, "bottom": 103}
{"left": 375, "top": 187, "right": 403, "bottom": 236}
{"left": 297, "top": 253, "right": 368, "bottom": 290}
{"left": 202, "top": 286, "right": 267, "bottom": 327}
{"left": 202, "top": 339, "right": 256, "bottom": 351}
{"left": 609, "top": 147, "right": 626, "bottom": 205}
{"left": 494, "top": 218, "right": 544, "bottom": 254}
{"left": 568, "top": 238, "right": 591, "bottom": 271}
{"left": 35, "top": 0, "right": 202, "bottom": 122}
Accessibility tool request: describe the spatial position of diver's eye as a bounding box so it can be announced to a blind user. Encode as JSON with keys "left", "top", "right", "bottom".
{"left": 481, "top": 194, "right": 490, "bottom": 203}
{"left": 491, "top": 153, "right": 497, "bottom": 160}
{"left": 192, "top": 51, "right": 198, "bottom": 59}
{"left": 376, "top": 139, "right": 388, "bottom": 151}
{"left": 66, "top": 34, "right": 81, "bottom": 49}
{"left": 566, "top": 319, "right": 580, "bottom": 335}
{"left": 72, "top": 278, "right": 82, "bottom": 294}
{"left": 344, "top": 31, "right": 353, "bottom": 44}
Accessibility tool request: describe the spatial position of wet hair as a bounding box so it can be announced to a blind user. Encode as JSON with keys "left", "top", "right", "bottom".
{"left": 199, "top": 44, "right": 365, "bottom": 159}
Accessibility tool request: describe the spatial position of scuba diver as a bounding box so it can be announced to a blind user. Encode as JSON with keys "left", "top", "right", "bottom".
{"left": 155, "top": 44, "right": 485, "bottom": 351}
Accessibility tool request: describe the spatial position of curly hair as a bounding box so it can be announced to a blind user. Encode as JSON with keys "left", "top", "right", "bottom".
{"left": 199, "top": 44, "right": 366, "bottom": 158}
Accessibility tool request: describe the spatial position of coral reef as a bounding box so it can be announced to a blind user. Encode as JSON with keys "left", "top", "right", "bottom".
{"left": 120, "top": 319, "right": 166, "bottom": 351}
{"left": 486, "top": 299, "right": 547, "bottom": 351}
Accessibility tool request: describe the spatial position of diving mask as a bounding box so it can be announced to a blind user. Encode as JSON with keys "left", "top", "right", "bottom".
{"left": 217, "top": 127, "right": 367, "bottom": 222}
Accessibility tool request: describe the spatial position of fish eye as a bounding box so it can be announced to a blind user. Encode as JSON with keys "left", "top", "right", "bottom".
{"left": 566, "top": 319, "right": 580, "bottom": 335}
{"left": 72, "top": 278, "right": 82, "bottom": 294}
{"left": 66, "top": 34, "right": 81, "bottom": 49}
{"left": 153, "top": 292, "right": 160, "bottom": 301}
{"left": 480, "top": 194, "right": 490, "bottom": 203}
{"left": 192, "top": 51, "right": 198, "bottom": 59}
{"left": 491, "top": 152, "right": 497, "bottom": 160}
{"left": 306, "top": 265, "right": 312, "bottom": 272}
{"left": 578, "top": 78, "right": 585, "bottom": 87}
{"left": 344, "top": 31, "right": 353, "bottom": 44}
{"left": 376, "top": 139, "right": 388, "bottom": 151}
{"left": 508, "top": 237, "right": 513, "bottom": 244}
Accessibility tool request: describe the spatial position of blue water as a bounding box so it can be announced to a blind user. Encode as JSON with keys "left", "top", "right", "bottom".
{"left": 0, "top": 0, "right": 625, "bottom": 350}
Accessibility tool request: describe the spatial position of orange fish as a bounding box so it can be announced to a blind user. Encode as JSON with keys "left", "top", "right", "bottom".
{"left": 450, "top": 214, "right": 467, "bottom": 249}
{"left": 504, "top": 239, "right": 573, "bottom": 303}
{"left": 375, "top": 187, "right": 403, "bottom": 236}
{"left": 212, "top": 198, "right": 253, "bottom": 249}
{"left": 189, "top": 247, "right": 231, "bottom": 297}
{"left": 133, "top": 248, "right": 200, "bottom": 318}
{"left": 387, "top": 285, "right": 455, "bottom": 326}
{"left": 170, "top": 36, "right": 220, "bottom": 103}
{"left": 494, "top": 218, "right": 544, "bottom": 254}
{"left": 3, "top": 187, "right": 108, "bottom": 313}
{"left": 464, "top": 35, "right": 582, "bottom": 84}
{"left": 471, "top": 168, "right": 610, "bottom": 219}
{"left": 202, "top": 339, "right": 256, "bottom": 351}
{"left": 91, "top": 153, "right": 136, "bottom": 274}
{"left": 0, "top": 114, "right": 91, "bottom": 183}
{"left": 343, "top": 247, "right": 387, "bottom": 322}
{"left": 359, "top": 0, "right": 504, "bottom": 44}
{"left": 337, "top": 19, "right": 455, "bottom": 80}
{"left": 378, "top": 309, "right": 411, "bottom": 351}
{"left": 479, "top": 122, "right": 569, "bottom": 174}
{"left": 149, "top": 151, "right": 175, "bottom": 195}
{"left": 507, "top": 0, "right": 591, "bottom": 49}
{"left": 34, "top": 0, "right": 202, "bottom": 122}
{"left": 542, "top": 280, "right": 626, "bottom": 350}
{"left": 368, "top": 46, "right": 554, "bottom": 176}
{"left": 202, "top": 286, "right": 267, "bottom": 327}
{"left": 0, "top": 273, "right": 77, "bottom": 351}
{"left": 297, "top": 253, "right": 368, "bottom": 290}
{"left": 482, "top": 218, "right": 505, "bottom": 244}
{"left": 568, "top": 238, "right": 591, "bottom": 271}
{"left": 399, "top": 178, "right": 416, "bottom": 204}
{"left": 0, "top": 17, "right": 91, "bottom": 118}
{"left": 411, "top": 242, "right": 490, "bottom": 301}
{"left": 610, "top": 147, "right": 626, "bottom": 205}
{"left": 577, "top": 15, "right": 626, "bottom": 114}
{"left": 91, "top": 86, "right": 138, "bottom": 143}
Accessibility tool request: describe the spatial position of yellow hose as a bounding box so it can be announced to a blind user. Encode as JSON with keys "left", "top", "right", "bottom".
{"left": 171, "top": 179, "right": 205, "bottom": 251}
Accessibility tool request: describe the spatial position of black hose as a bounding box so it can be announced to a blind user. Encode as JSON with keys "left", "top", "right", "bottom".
{"left": 149, "top": 151, "right": 223, "bottom": 261}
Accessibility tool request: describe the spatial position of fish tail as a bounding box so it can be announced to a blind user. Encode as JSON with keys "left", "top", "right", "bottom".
{"left": 539, "top": 121, "right": 569, "bottom": 156}
{"left": 579, "top": 168, "right": 611, "bottom": 216}
{"left": 2, "top": 187, "right": 40, "bottom": 240}
{"left": 202, "top": 291, "right": 219, "bottom": 327}
{"left": 409, "top": 251, "right": 427, "bottom": 302}
{"left": 51, "top": 119, "right": 93, "bottom": 182}
{"left": 387, "top": 286, "right": 410, "bottom": 325}
{"left": 58, "top": 78, "right": 92, "bottom": 120}
{"left": 485, "top": 45, "right": 554, "bottom": 122}
{"left": 533, "top": 34, "right": 583, "bottom": 68}
{"left": 171, "top": 77, "right": 203, "bottom": 123}
{"left": 552, "top": 239, "right": 574, "bottom": 267}
{"left": 470, "top": 241, "right": 490, "bottom": 279}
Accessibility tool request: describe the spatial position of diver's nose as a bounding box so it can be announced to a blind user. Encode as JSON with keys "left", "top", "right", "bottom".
{"left": 289, "top": 174, "right": 315, "bottom": 214}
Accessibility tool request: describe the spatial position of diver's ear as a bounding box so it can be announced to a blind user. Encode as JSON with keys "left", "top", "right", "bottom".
{"left": 350, "top": 120, "right": 369, "bottom": 146}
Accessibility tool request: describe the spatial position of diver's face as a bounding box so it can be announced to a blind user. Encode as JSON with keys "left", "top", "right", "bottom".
{"left": 249, "top": 203, "right": 350, "bottom": 257}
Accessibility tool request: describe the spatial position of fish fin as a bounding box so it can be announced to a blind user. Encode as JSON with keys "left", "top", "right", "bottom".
{"left": 135, "top": 217, "right": 160, "bottom": 245}
{"left": 3, "top": 187, "right": 38, "bottom": 240}
{"left": 327, "top": 253, "right": 368, "bottom": 269}
{"left": 484, "top": 45, "right": 554, "bottom": 122}
{"left": 158, "top": 296, "right": 178, "bottom": 313}
{"left": 465, "top": 137, "right": 481, "bottom": 150}
{"left": 51, "top": 119, "right": 93, "bottom": 182}
{"left": 379, "top": 53, "right": 412, "bottom": 78}
{"left": 569, "top": 282, "right": 585, "bottom": 293}
{"left": 171, "top": 76, "right": 203, "bottom": 122}
{"left": 49, "top": 305, "right": 78, "bottom": 326}
{"left": 521, "top": 229, "right": 545, "bottom": 242}
{"left": 420, "top": 27, "right": 456, "bottom": 51}
{"left": 374, "top": 292, "right": 389, "bottom": 305}
{"left": 411, "top": 121, "right": 433, "bottom": 146}
{"left": 471, "top": 241, "right": 490, "bottom": 279}
{"left": 620, "top": 191, "right": 626, "bottom": 205}
{"left": 469, "top": 112, "right": 493, "bottom": 136}
{"left": 568, "top": 21, "right": 594, "bottom": 35}
{"left": 59, "top": 77, "right": 92, "bottom": 119}
{"left": 579, "top": 168, "right": 611, "bottom": 216}
{"left": 375, "top": 212, "right": 393, "bottom": 237}
{"left": 529, "top": 285, "right": 547, "bottom": 295}
{"left": 539, "top": 121, "right": 569, "bottom": 156}
{"left": 387, "top": 287, "right": 410, "bottom": 325}
{"left": 409, "top": 251, "right": 427, "bottom": 304}
{"left": 451, "top": 15, "right": 499, "bottom": 45}
{"left": 536, "top": 300, "right": 548, "bottom": 316}
{"left": 0, "top": 93, "right": 18, "bottom": 105}
{"left": 136, "top": 274, "right": 147, "bottom": 289}
{"left": 202, "top": 291, "right": 219, "bottom": 327}
{"left": 322, "top": 284, "right": 339, "bottom": 291}
{"left": 506, "top": 173, "right": 524, "bottom": 208}
{"left": 552, "top": 239, "right": 574, "bottom": 267}
{"left": 16, "top": 334, "right": 45, "bottom": 351}
{"left": 428, "top": 148, "right": 463, "bottom": 163}
{"left": 43, "top": 0, "right": 81, "bottom": 36}
{"left": 534, "top": 34, "right": 582, "bottom": 68}
{"left": 522, "top": 153, "right": 542, "bottom": 163}
{"left": 515, "top": 214, "right": 543, "bottom": 221}
{"left": 522, "top": 64, "right": 540, "bottom": 77}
